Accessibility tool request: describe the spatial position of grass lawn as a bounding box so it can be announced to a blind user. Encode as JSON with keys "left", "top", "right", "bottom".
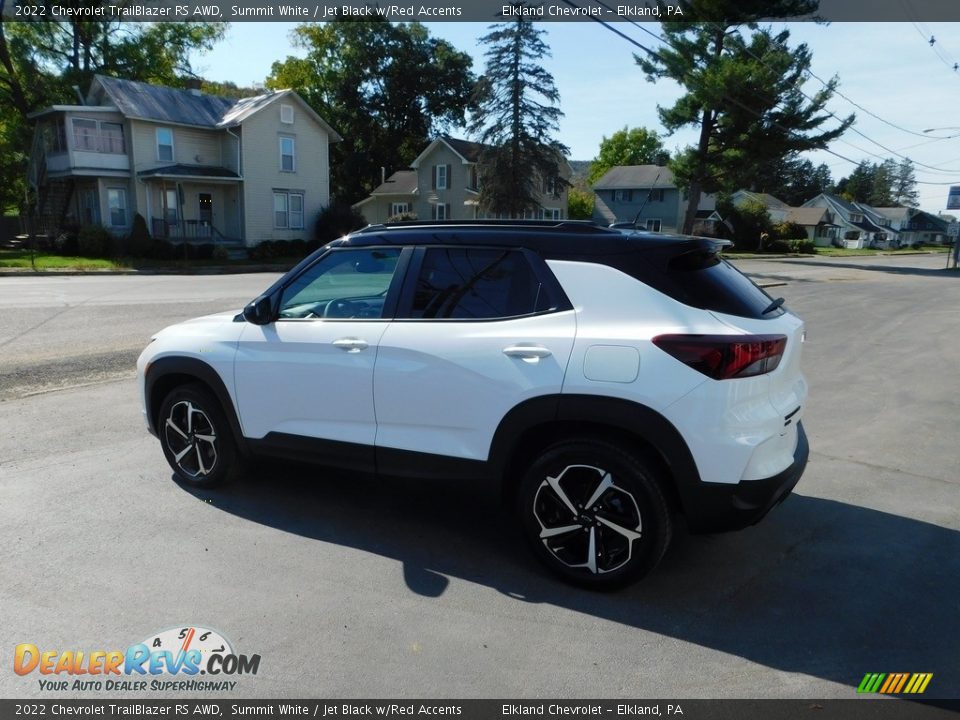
{"left": 727, "top": 246, "right": 952, "bottom": 259}
{"left": 0, "top": 249, "right": 302, "bottom": 272}
{"left": 0, "top": 249, "right": 126, "bottom": 270}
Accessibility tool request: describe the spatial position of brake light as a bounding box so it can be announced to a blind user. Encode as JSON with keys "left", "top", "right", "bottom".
{"left": 652, "top": 334, "right": 787, "bottom": 380}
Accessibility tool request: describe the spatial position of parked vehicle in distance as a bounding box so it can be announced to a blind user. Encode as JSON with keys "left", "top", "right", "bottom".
{"left": 138, "top": 220, "right": 808, "bottom": 589}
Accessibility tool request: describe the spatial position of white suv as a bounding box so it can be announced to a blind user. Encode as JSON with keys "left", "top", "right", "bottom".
{"left": 138, "top": 221, "right": 808, "bottom": 588}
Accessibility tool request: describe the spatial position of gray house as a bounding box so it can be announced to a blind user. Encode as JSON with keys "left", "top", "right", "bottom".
{"left": 592, "top": 165, "right": 719, "bottom": 234}
{"left": 802, "top": 194, "right": 899, "bottom": 249}
{"left": 27, "top": 75, "right": 341, "bottom": 247}
{"left": 353, "top": 136, "right": 571, "bottom": 223}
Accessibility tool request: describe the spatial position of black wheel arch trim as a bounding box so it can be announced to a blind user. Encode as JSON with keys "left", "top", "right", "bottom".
{"left": 488, "top": 394, "right": 703, "bottom": 509}
{"left": 145, "top": 356, "right": 250, "bottom": 457}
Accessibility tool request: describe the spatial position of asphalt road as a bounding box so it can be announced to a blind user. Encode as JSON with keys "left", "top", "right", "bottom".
{"left": 1, "top": 255, "right": 958, "bottom": 700}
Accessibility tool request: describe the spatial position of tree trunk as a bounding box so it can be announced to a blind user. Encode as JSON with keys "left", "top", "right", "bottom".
{"left": 682, "top": 26, "right": 725, "bottom": 235}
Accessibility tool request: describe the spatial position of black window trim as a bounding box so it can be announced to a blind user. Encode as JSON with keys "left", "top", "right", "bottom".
{"left": 274, "top": 246, "right": 412, "bottom": 322}
{"left": 391, "top": 244, "right": 572, "bottom": 323}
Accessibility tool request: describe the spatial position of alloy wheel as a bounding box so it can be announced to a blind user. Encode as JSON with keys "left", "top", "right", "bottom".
{"left": 164, "top": 400, "right": 219, "bottom": 479}
{"left": 532, "top": 464, "right": 643, "bottom": 575}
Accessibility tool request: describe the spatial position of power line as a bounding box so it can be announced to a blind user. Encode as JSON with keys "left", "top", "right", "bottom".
{"left": 563, "top": 1, "right": 959, "bottom": 186}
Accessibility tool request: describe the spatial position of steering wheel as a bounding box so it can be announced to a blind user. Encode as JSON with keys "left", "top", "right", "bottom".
{"left": 323, "top": 298, "right": 360, "bottom": 318}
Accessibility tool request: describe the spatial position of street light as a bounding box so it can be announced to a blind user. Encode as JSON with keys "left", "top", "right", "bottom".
{"left": 923, "top": 126, "right": 960, "bottom": 136}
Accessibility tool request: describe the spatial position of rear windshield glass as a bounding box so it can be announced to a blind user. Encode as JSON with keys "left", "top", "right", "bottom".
{"left": 640, "top": 248, "right": 783, "bottom": 319}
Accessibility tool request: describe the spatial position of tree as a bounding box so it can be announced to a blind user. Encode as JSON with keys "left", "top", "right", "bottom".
{"left": 835, "top": 158, "right": 915, "bottom": 207}
{"left": 588, "top": 126, "right": 668, "bottom": 184}
{"left": 637, "top": 1, "right": 854, "bottom": 233}
{"left": 268, "top": 20, "right": 475, "bottom": 203}
{"left": 0, "top": 7, "right": 224, "bottom": 211}
{"left": 468, "top": 6, "right": 568, "bottom": 217}
{"left": 892, "top": 158, "right": 919, "bottom": 208}
{"left": 567, "top": 188, "right": 594, "bottom": 219}
{"left": 747, "top": 154, "right": 832, "bottom": 205}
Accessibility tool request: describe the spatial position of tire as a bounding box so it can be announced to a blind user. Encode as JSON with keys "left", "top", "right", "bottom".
{"left": 157, "top": 383, "right": 242, "bottom": 488}
{"left": 517, "top": 439, "right": 672, "bottom": 590}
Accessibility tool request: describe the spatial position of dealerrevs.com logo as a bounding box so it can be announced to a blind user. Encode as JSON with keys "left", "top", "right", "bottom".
{"left": 14, "top": 625, "right": 260, "bottom": 692}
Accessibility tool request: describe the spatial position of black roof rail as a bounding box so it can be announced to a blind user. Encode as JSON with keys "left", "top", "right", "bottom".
{"left": 354, "top": 219, "right": 617, "bottom": 235}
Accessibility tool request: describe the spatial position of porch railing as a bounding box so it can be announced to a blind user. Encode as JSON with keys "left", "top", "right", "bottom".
{"left": 151, "top": 218, "right": 215, "bottom": 241}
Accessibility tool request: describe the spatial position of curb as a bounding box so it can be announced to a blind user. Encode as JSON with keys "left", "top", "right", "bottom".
{"left": 0, "top": 264, "right": 293, "bottom": 277}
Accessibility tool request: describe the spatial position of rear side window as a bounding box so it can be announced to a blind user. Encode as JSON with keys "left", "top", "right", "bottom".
{"left": 409, "top": 248, "right": 551, "bottom": 320}
{"left": 636, "top": 248, "right": 783, "bottom": 319}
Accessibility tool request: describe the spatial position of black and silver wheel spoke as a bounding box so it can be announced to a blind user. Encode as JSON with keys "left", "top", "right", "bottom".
{"left": 533, "top": 463, "right": 643, "bottom": 575}
{"left": 164, "top": 400, "right": 218, "bottom": 479}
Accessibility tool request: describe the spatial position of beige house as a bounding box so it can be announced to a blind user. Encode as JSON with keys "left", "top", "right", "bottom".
{"left": 354, "top": 136, "right": 570, "bottom": 223}
{"left": 27, "top": 75, "right": 340, "bottom": 248}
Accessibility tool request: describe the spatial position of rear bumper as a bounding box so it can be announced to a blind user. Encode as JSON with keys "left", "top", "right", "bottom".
{"left": 683, "top": 422, "right": 809, "bottom": 534}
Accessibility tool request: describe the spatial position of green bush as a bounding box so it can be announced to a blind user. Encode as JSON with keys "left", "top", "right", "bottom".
{"left": 771, "top": 221, "right": 807, "bottom": 241}
{"left": 789, "top": 239, "right": 816, "bottom": 254}
{"left": 212, "top": 245, "right": 230, "bottom": 261}
{"left": 77, "top": 225, "right": 112, "bottom": 258}
{"left": 386, "top": 211, "right": 418, "bottom": 223}
{"left": 125, "top": 213, "right": 152, "bottom": 257}
{"left": 314, "top": 202, "right": 367, "bottom": 243}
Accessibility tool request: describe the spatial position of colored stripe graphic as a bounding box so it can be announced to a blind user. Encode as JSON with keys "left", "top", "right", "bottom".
{"left": 857, "top": 673, "right": 932, "bottom": 694}
{"left": 858, "top": 673, "right": 886, "bottom": 693}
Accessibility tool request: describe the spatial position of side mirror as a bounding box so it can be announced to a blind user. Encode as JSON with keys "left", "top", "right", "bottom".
{"left": 243, "top": 294, "right": 275, "bottom": 325}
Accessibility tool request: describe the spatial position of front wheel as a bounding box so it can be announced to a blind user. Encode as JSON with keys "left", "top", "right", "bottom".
{"left": 517, "top": 440, "right": 672, "bottom": 589}
{"left": 158, "top": 384, "right": 241, "bottom": 488}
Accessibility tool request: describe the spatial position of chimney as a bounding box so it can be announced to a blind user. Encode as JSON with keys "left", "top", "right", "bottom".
{"left": 381, "top": 167, "right": 386, "bottom": 185}
{"left": 185, "top": 77, "right": 203, "bottom": 96}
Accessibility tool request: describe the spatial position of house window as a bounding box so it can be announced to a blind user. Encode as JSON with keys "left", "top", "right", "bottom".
{"left": 538, "top": 208, "right": 561, "bottom": 220}
{"left": 543, "top": 176, "right": 559, "bottom": 196}
{"left": 100, "top": 123, "right": 124, "bottom": 154}
{"left": 157, "top": 128, "right": 174, "bottom": 162}
{"left": 614, "top": 189, "right": 633, "bottom": 202}
{"left": 648, "top": 189, "right": 664, "bottom": 202}
{"left": 107, "top": 188, "right": 127, "bottom": 227}
{"left": 390, "top": 202, "right": 410, "bottom": 216}
{"left": 72, "top": 119, "right": 98, "bottom": 151}
{"left": 435, "top": 164, "right": 448, "bottom": 190}
{"left": 431, "top": 203, "right": 449, "bottom": 220}
{"left": 280, "top": 137, "right": 295, "bottom": 172}
{"left": 164, "top": 188, "right": 178, "bottom": 224}
{"left": 850, "top": 213, "right": 863, "bottom": 223}
{"left": 42, "top": 118, "right": 67, "bottom": 153}
{"left": 645, "top": 218, "right": 662, "bottom": 232}
{"left": 72, "top": 118, "right": 125, "bottom": 154}
{"left": 274, "top": 191, "right": 304, "bottom": 229}
{"left": 280, "top": 104, "right": 294, "bottom": 124}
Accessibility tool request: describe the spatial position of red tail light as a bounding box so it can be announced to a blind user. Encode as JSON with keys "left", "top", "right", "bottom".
{"left": 652, "top": 334, "right": 787, "bottom": 380}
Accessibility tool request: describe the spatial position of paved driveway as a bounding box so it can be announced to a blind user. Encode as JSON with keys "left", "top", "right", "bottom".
{"left": 1, "top": 254, "right": 958, "bottom": 699}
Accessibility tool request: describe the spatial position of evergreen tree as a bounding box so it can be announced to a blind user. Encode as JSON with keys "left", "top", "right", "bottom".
{"left": 636, "top": 0, "right": 853, "bottom": 233}
{"left": 469, "top": 6, "right": 568, "bottom": 217}
{"left": 892, "top": 158, "right": 919, "bottom": 207}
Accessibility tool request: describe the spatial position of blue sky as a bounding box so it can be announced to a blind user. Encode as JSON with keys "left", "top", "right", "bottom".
{"left": 191, "top": 21, "right": 960, "bottom": 213}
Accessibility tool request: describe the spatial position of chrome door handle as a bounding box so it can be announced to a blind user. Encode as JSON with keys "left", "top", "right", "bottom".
{"left": 503, "top": 345, "right": 552, "bottom": 360}
{"left": 333, "top": 338, "right": 369, "bottom": 353}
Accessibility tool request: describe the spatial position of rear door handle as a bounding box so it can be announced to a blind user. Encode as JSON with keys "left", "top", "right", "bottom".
{"left": 333, "top": 337, "right": 369, "bottom": 353}
{"left": 503, "top": 345, "right": 552, "bottom": 361}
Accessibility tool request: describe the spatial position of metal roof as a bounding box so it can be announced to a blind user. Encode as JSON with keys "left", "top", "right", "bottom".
{"left": 593, "top": 165, "right": 675, "bottom": 190}
{"left": 96, "top": 76, "right": 241, "bottom": 127}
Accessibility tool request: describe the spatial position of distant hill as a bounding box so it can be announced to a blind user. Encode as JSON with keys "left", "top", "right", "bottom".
{"left": 569, "top": 160, "right": 592, "bottom": 190}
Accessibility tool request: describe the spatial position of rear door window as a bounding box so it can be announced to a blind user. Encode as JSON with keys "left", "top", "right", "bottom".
{"left": 408, "top": 247, "right": 553, "bottom": 320}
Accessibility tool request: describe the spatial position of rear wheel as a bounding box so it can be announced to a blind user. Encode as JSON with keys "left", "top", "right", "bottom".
{"left": 158, "top": 384, "right": 241, "bottom": 488}
{"left": 517, "top": 439, "right": 672, "bottom": 589}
